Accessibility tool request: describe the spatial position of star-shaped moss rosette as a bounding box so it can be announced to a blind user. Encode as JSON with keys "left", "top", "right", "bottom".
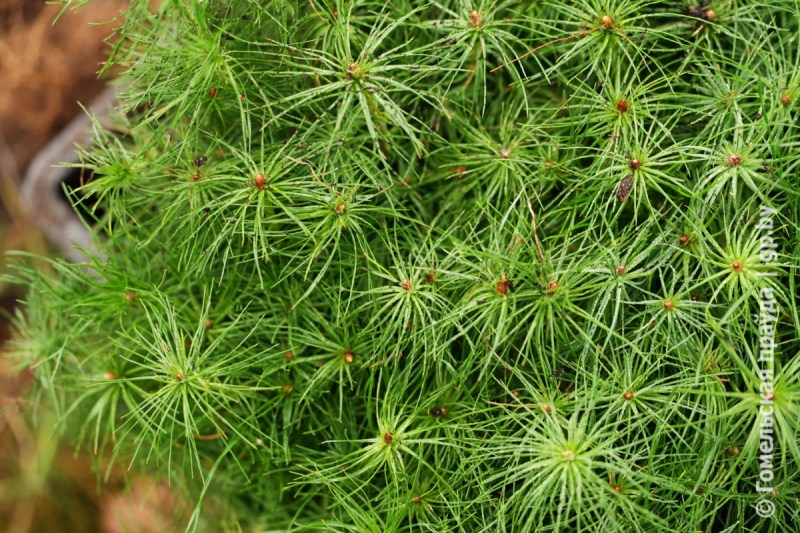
{"left": 7, "top": 1, "right": 799, "bottom": 532}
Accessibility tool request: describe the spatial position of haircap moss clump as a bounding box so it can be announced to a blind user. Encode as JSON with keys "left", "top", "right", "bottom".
{"left": 6, "top": 0, "right": 800, "bottom": 531}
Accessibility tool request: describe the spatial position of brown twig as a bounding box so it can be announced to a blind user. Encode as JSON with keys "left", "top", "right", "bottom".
{"left": 285, "top": 155, "right": 342, "bottom": 196}
{"left": 484, "top": 399, "right": 537, "bottom": 408}
{"left": 526, "top": 197, "right": 545, "bottom": 262}
{"left": 194, "top": 433, "right": 222, "bottom": 440}
{"left": 490, "top": 29, "right": 599, "bottom": 73}
{"left": 480, "top": 332, "right": 514, "bottom": 373}
{"left": 463, "top": 63, "right": 478, "bottom": 89}
{"left": 370, "top": 353, "right": 401, "bottom": 368}
{"left": 308, "top": 0, "right": 324, "bottom": 20}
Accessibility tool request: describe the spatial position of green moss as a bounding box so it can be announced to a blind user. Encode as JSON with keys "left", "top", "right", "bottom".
{"left": 7, "top": 0, "right": 800, "bottom": 531}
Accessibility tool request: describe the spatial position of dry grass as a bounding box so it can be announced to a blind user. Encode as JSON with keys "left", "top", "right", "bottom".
{"left": 0, "top": 0, "right": 122, "bottom": 173}
{"left": 0, "top": 2, "right": 188, "bottom": 532}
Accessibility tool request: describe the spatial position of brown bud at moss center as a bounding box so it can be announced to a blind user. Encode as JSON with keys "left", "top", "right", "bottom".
{"left": 469, "top": 10, "right": 482, "bottom": 27}
{"left": 546, "top": 281, "right": 559, "bottom": 296}
{"left": 254, "top": 173, "right": 266, "bottom": 190}
{"left": 346, "top": 62, "right": 362, "bottom": 79}
{"left": 497, "top": 275, "right": 509, "bottom": 295}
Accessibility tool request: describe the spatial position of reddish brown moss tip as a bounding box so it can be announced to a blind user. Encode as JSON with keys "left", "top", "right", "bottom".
{"left": 346, "top": 62, "right": 362, "bottom": 79}
{"left": 255, "top": 173, "right": 266, "bottom": 190}
{"left": 497, "top": 275, "right": 508, "bottom": 295}
{"left": 470, "top": 10, "right": 481, "bottom": 27}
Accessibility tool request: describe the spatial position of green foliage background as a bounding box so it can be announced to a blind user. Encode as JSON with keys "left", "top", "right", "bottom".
{"left": 7, "top": 0, "right": 800, "bottom": 530}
